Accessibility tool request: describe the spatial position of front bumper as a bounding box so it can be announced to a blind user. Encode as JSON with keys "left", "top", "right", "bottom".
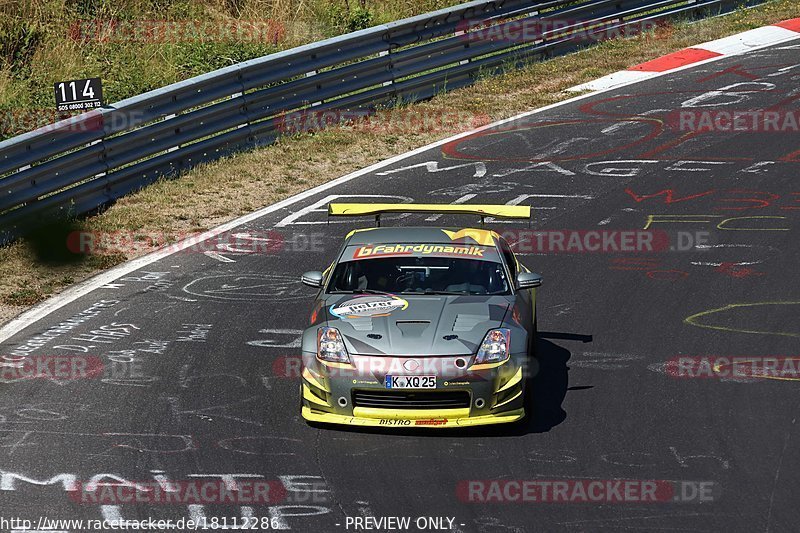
{"left": 300, "top": 352, "right": 528, "bottom": 428}
{"left": 302, "top": 404, "right": 524, "bottom": 427}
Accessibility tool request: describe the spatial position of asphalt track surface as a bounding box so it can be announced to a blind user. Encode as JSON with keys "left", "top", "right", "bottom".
{"left": 1, "top": 40, "right": 800, "bottom": 533}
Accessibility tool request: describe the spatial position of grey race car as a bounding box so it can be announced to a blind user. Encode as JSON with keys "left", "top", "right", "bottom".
{"left": 299, "top": 204, "right": 541, "bottom": 428}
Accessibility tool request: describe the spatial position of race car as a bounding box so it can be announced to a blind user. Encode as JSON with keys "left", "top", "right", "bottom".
{"left": 299, "top": 203, "right": 542, "bottom": 428}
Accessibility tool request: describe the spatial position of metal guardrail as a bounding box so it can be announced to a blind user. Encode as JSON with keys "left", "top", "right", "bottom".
{"left": 0, "top": 0, "right": 765, "bottom": 243}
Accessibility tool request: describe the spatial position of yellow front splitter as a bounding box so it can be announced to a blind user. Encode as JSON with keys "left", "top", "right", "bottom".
{"left": 301, "top": 406, "right": 525, "bottom": 428}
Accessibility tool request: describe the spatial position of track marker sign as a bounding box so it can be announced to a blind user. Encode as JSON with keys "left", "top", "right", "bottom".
{"left": 54, "top": 78, "right": 103, "bottom": 111}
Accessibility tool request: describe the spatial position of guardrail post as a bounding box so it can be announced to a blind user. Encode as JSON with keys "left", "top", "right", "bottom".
{"left": 164, "top": 115, "right": 180, "bottom": 152}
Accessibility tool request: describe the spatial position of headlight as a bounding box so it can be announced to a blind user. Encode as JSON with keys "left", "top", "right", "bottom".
{"left": 474, "top": 328, "right": 511, "bottom": 364}
{"left": 317, "top": 327, "right": 350, "bottom": 363}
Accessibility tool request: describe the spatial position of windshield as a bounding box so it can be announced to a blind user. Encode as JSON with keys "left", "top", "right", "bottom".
{"left": 327, "top": 254, "right": 511, "bottom": 295}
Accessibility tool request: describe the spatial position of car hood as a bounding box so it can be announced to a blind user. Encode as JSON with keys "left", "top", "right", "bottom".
{"left": 323, "top": 293, "right": 512, "bottom": 356}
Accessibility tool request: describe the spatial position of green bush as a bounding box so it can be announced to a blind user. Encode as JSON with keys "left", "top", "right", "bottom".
{"left": 348, "top": 7, "right": 374, "bottom": 31}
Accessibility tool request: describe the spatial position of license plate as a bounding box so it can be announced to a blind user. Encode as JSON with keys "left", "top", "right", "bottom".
{"left": 385, "top": 375, "right": 436, "bottom": 389}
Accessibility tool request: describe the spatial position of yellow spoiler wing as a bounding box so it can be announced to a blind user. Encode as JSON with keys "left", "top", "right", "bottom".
{"left": 328, "top": 203, "right": 531, "bottom": 220}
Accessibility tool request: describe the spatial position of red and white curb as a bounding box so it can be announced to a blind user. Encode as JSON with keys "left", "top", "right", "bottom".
{"left": 569, "top": 17, "right": 800, "bottom": 92}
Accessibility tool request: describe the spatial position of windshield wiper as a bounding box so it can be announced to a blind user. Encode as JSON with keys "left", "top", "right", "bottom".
{"left": 400, "top": 289, "right": 468, "bottom": 296}
{"left": 328, "top": 289, "right": 387, "bottom": 295}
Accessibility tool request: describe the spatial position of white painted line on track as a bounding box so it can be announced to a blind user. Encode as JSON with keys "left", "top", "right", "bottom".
{"left": 203, "top": 251, "right": 237, "bottom": 263}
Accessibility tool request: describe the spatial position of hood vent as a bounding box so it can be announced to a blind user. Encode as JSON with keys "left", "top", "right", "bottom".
{"left": 452, "top": 314, "right": 488, "bottom": 332}
{"left": 348, "top": 317, "right": 373, "bottom": 331}
{"left": 396, "top": 320, "right": 430, "bottom": 337}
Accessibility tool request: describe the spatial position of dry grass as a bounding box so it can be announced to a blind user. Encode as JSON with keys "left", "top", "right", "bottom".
{"left": 1, "top": 0, "right": 799, "bottom": 324}
{"left": 0, "top": 0, "right": 465, "bottom": 136}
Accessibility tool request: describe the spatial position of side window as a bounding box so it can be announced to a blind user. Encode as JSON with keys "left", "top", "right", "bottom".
{"left": 498, "top": 238, "right": 517, "bottom": 280}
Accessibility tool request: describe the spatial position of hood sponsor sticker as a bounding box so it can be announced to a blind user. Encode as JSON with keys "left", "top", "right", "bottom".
{"left": 330, "top": 294, "right": 409, "bottom": 319}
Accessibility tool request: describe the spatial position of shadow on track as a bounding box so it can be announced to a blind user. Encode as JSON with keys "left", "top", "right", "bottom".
{"left": 519, "top": 337, "right": 571, "bottom": 434}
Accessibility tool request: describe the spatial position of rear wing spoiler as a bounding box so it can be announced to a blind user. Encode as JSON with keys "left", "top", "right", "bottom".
{"left": 328, "top": 203, "right": 531, "bottom": 226}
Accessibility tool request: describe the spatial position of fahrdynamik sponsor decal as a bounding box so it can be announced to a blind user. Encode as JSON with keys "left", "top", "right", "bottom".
{"left": 353, "top": 244, "right": 486, "bottom": 259}
{"left": 329, "top": 294, "right": 409, "bottom": 319}
{"left": 375, "top": 419, "right": 449, "bottom": 427}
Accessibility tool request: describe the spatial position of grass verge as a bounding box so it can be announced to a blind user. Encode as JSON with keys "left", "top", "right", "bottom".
{"left": 0, "top": 0, "right": 463, "bottom": 139}
{"left": 1, "top": 0, "right": 799, "bottom": 325}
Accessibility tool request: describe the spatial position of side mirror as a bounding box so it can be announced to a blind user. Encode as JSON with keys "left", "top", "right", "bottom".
{"left": 516, "top": 272, "right": 542, "bottom": 290}
{"left": 301, "top": 271, "right": 324, "bottom": 288}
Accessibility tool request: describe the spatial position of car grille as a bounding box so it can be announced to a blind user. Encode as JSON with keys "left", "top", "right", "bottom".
{"left": 352, "top": 389, "right": 470, "bottom": 409}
